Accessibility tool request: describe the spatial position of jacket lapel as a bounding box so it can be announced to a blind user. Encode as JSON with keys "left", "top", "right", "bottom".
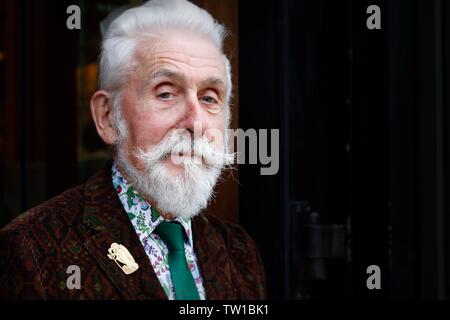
{"left": 79, "top": 164, "right": 166, "bottom": 300}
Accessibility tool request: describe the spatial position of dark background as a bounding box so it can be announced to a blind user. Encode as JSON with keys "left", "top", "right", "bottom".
{"left": 239, "top": 0, "right": 450, "bottom": 299}
{"left": 0, "top": 0, "right": 449, "bottom": 299}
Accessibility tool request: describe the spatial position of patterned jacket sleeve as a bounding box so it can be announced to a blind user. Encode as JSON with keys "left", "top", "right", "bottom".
{"left": 0, "top": 228, "right": 47, "bottom": 299}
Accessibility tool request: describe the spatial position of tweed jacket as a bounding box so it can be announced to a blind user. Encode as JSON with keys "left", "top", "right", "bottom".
{"left": 0, "top": 164, "right": 266, "bottom": 299}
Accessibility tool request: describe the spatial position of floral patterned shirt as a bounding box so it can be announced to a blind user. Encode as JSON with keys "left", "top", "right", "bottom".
{"left": 111, "top": 163, "right": 206, "bottom": 300}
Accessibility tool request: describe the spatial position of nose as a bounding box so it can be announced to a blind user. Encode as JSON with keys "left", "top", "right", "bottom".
{"left": 176, "top": 93, "right": 206, "bottom": 135}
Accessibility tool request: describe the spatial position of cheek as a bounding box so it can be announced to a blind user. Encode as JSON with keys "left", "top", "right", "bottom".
{"left": 118, "top": 139, "right": 142, "bottom": 172}
{"left": 130, "top": 120, "right": 167, "bottom": 149}
{"left": 215, "top": 112, "right": 227, "bottom": 134}
{"left": 121, "top": 98, "right": 175, "bottom": 149}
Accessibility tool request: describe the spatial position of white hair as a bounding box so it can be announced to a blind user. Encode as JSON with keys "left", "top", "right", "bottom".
{"left": 99, "top": 0, "right": 233, "bottom": 108}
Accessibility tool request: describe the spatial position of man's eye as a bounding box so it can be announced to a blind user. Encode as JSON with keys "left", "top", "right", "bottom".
{"left": 201, "top": 96, "right": 218, "bottom": 104}
{"left": 157, "top": 92, "right": 173, "bottom": 99}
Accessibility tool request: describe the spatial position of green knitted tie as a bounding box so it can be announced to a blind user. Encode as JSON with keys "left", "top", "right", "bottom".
{"left": 154, "top": 221, "right": 200, "bottom": 300}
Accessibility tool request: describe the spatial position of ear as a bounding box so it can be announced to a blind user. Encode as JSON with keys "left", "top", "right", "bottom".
{"left": 90, "top": 90, "right": 118, "bottom": 145}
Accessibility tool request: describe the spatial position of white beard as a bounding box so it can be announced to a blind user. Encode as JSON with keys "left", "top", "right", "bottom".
{"left": 115, "top": 131, "right": 234, "bottom": 219}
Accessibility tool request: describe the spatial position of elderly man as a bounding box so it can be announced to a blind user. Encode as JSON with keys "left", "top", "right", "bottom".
{"left": 0, "top": 0, "right": 266, "bottom": 300}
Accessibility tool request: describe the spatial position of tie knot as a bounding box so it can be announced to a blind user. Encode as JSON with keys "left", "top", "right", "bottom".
{"left": 154, "top": 221, "right": 186, "bottom": 252}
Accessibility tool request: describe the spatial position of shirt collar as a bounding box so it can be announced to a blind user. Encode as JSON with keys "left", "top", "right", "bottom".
{"left": 111, "top": 162, "right": 193, "bottom": 244}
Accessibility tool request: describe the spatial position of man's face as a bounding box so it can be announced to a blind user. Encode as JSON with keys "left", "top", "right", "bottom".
{"left": 119, "top": 31, "right": 228, "bottom": 176}
{"left": 110, "top": 31, "right": 232, "bottom": 218}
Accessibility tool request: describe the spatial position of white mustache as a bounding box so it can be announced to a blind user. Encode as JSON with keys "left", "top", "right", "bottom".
{"left": 135, "top": 132, "right": 235, "bottom": 168}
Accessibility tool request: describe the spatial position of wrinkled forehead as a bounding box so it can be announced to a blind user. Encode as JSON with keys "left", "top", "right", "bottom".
{"left": 132, "top": 31, "right": 226, "bottom": 75}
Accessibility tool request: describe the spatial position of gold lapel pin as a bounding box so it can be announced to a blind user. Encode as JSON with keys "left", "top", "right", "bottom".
{"left": 107, "top": 243, "right": 139, "bottom": 275}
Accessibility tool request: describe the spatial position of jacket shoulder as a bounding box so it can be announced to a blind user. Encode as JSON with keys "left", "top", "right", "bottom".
{"left": 1, "top": 184, "right": 85, "bottom": 235}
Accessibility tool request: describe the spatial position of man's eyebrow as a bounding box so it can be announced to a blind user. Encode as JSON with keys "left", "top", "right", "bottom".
{"left": 148, "top": 68, "right": 226, "bottom": 91}
{"left": 202, "top": 77, "right": 226, "bottom": 91}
